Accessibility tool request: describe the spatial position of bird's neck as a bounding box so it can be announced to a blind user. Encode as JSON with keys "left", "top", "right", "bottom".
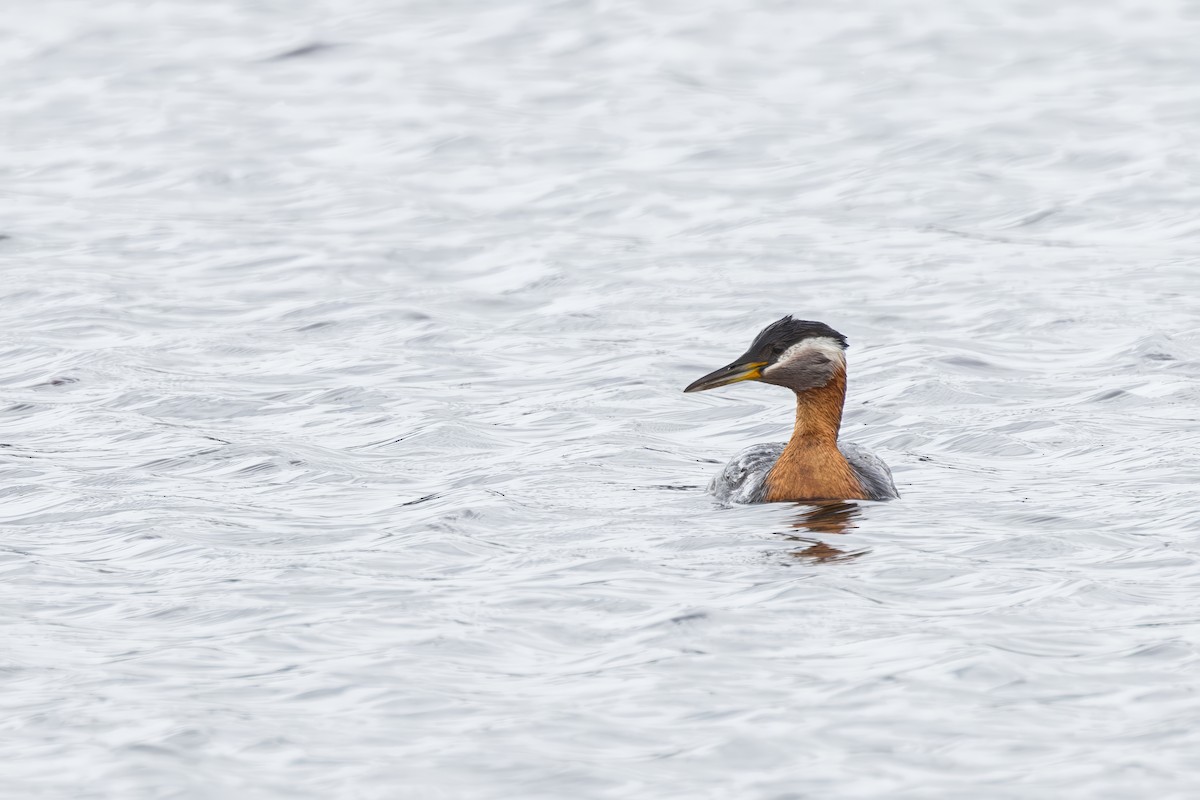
{"left": 765, "top": 366, "right": 867, "bottom": 502}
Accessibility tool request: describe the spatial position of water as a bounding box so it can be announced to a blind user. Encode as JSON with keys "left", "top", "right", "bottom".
{"left": 4, "top": 1, "right": 1200, "bottom": 797}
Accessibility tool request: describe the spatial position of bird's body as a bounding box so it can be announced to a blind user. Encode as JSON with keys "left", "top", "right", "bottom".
{"left": 707, "top": 441, "right": 898, "bottom": 504}
{"left": 684, "top": 316, "right": 898, "bottom": 504}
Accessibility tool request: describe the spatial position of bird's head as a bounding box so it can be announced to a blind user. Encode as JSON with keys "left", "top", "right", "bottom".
{"left": 683, "top": 316, "right": 848, "bottom": 394}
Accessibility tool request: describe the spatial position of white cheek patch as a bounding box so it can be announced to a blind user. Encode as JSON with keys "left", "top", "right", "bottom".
{"left": 762, "top": 336, "right": 846, "bottom": 377}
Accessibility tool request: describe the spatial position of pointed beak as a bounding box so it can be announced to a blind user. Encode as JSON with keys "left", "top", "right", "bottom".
{"left": 683, "top": 359, "right": 768, "bottom": 393}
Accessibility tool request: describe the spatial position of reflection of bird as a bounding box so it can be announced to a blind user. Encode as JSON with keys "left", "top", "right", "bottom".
{"left": 782, "top": 502, "right": 867, "bottom": 563}
{"left": 684, "top": 316, "right": 899, "bottom": 504}
{"left": 788, "top": 501, "right": 863, "bottom": 534}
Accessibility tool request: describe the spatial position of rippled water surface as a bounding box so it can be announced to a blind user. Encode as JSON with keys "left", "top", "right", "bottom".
{"left": 5, "top": 1, "right": 1200, "bottom": 797}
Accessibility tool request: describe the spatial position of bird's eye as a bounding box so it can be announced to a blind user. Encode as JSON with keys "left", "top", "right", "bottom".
{"left": 771, "top": 345, "right": 785, "bottom": 356}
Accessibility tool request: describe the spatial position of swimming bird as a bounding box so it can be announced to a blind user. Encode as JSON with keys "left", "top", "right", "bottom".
{"left": 684, "top": 316, "right": 899, "bottom": 504}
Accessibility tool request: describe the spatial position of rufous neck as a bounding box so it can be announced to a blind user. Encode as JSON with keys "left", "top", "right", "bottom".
{"left": 765, "top": 366, "right": 864, "bottom": 502}
{"left": 785, "top": 367, "right": 847, "bottom": 448}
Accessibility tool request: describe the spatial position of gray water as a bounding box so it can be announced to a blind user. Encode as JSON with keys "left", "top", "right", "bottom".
{"left": 4, "top": 1, "right": 1200, "bottom": 797}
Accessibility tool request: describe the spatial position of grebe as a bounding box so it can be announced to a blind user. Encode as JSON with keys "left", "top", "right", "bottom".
{"left": 684, "top": 316, "right": 899, "bottom": 504}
